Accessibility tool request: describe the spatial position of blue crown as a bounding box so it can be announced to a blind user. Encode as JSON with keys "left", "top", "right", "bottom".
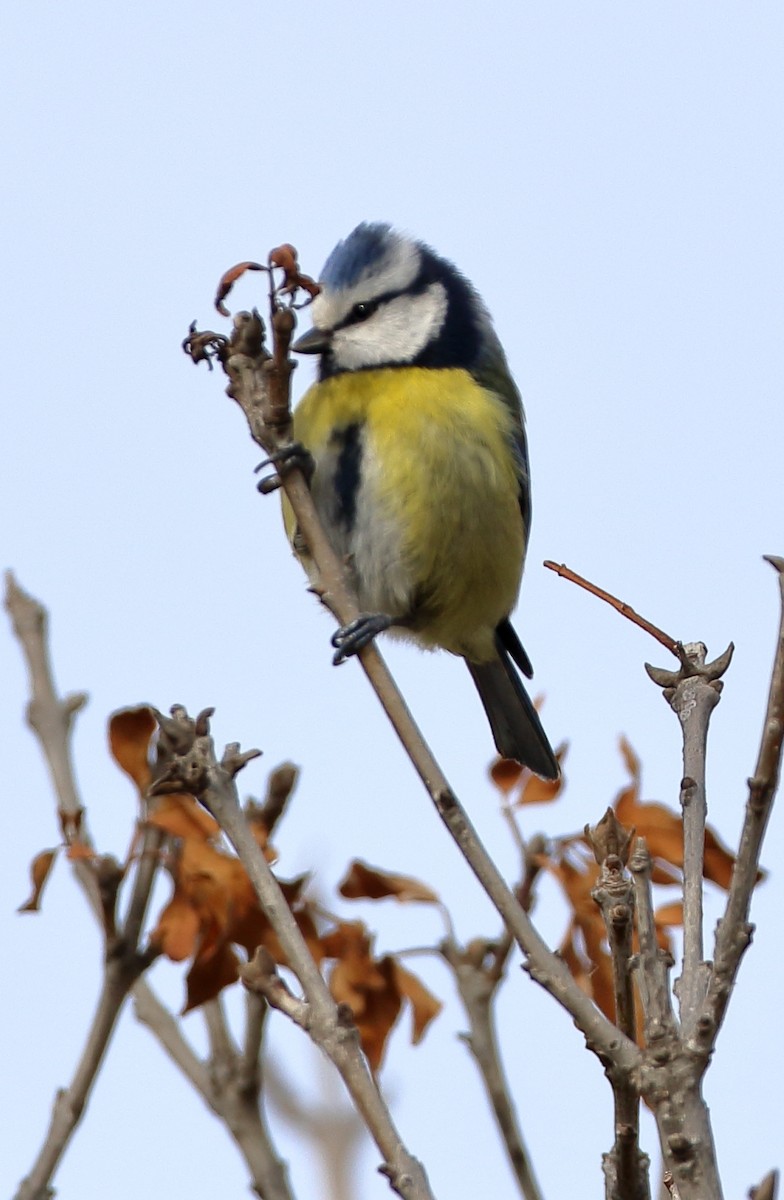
{"left": 320, "top": 222, "right": 395, "bottom": 291}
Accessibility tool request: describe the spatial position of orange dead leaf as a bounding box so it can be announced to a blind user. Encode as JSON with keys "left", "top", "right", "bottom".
{"left": 66, "top": 841, "right": 95, "bottom": 861}
{"left": 339, "top": 860, "right": 439, "bottom": 905}
{"left": 325, "top": 930, "right": 409, "bottom": 1072}
{"left": 517, "top": 742, "right": 569, "bottom": 805}
{"left": 148, "top": 794, "right": 219, "bottom": 842}
{"left": 18, "top": 849, "right": 58, "bottom": 913}
{"left": 153, "top": 833, "right": 323, "bottom": 1011}
{"left": 618, "top": 735, "right": 641, "bottom": 786}
{"left": 214, "top": 261, "right": 265, "bottom": 317}
{"left": 489, "top": 757, "right": 525, "bottom": 795}
{"left": 353, "top": 958, "right": 403, "bottom": 1073}
{"left": 392, "top": 962, "right": 442, "bottom": 1044}
{"left": 546, "top": 853, "right": 600, "bottom": 923}
{"left": 109, "top": 706, "right": 157, "bottom": 793}
{"left": 703, "top": 825, "right": 764, "bottom": 889}
{"left": 655, "top": 902, "right": 684, "bottom": 929}
{"left": 650, "top": 860, "right": 682, "bottom": 885}
{"left": 547, "top": 850, "right": 617, "bottom": 1023}
{"left": 269, "top": 244, "right": 321, "bottom": 298}
{"left": 616, "top": 789, "right": 756, "bottom": 892}
{"left": 245, "top": 807, "right": 278, "bottom": 864}
{"left": 152, "top": 886, "right": 200, "bottom": 962}
{"left": 183, "top": 942, "right": 240, "bottom": 1013}
{"left": 559, "top": 918, "right": 615, "bottom": 1025}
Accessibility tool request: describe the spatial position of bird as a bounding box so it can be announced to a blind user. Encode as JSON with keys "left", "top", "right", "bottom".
{"left": 285, "top": 222, "right": 558, "bottom": 780}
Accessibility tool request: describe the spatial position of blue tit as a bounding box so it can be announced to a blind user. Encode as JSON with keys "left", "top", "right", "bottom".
{"left": 287, "top": 222, "right": 558, "bottom": 780}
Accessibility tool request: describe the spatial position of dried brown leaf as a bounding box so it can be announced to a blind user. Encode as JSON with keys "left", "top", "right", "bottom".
{"left": 214, "top": 261, "right": 265, "bottom": 317}
{"left": 17, "top": 849, "right": 58, "bottom": 913}
{"left": 151, "top": 887, "right": 200, "bottom": 962}
{"left": 618, "top": 735, "right": 641, "bottom": 785}
{"left": 148, "top": 794, "right": 219, "bottom": 842}
{"left": 339, "top": 860, "right": 439, "bottom": 904}
{"left": 517, "top": 742, "right": 569, "bottom": 805}
{"left": 392, "top": 961, "right": 442, "bottom": 1044}
{"left": 489, "top": 757, "right": 525, "bottom": 795}
{"left": 109, "top": 706, "right": 157, "bottom": 792}
{"left": 655, "top": 902, "right": 684, "bottom": 929}
{"left": 183, "top": 942, "right": 240, "bottom": 1013}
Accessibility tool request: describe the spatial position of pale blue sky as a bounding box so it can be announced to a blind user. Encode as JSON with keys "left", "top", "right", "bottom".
{"left": 2, "top": 3, "right": 783, "bottom": 1198}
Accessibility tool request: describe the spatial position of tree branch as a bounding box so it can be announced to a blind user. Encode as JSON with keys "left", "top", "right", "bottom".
{"left": 14, "top": 945, "right": 150, "bottom": 1200}
{"left": 629, "top": 841, "right": 678, "bottom": 1043}
{"left": 152, "top": 704, "right": 435, "bottom": 1200}
{"left": 702, "top": 557, "right": 784, "bottom": 1047}
{"left": 5, "top": 574, "right": 293, "bottom": 1200}
{"left": 646, "top": 642, "right": 730, "bottom": 1037}
{"left": 587, "top": 812, "right": 650, "bottom": 1200}
{"left": 133, "top": 984, "right": 295, "bottom": 1200}
{"left": 441, "top": 937, "right": 544, "bottom": 1200}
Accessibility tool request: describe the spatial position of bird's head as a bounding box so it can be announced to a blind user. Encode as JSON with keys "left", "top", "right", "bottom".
{"left": 292, "top": 222, "right": 493, "bottom": 379}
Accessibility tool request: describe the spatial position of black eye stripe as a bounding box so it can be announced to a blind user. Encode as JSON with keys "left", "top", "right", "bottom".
{"left": 343, "top": 298, "right": 380, "bottom": 327}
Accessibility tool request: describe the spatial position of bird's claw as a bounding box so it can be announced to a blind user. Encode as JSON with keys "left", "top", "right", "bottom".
{"left": 331, "top": 614, "right": 394, "bottom": 664}
{"left": 255, "top": 442, "right": 315, "bottom": 494}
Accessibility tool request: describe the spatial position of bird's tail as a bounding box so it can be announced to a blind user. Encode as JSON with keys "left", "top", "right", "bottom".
{"left": 466, "top": 641, "right": 559, "bottom": 780}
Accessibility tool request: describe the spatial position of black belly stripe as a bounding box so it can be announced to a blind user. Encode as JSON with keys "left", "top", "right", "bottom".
{"left": 332, "top": 422, "right": 362, "bottom": 531}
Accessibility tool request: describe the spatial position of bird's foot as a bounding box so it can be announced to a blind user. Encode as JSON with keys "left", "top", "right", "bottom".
{"left": 331, "top": 613, "right": 394, "bottom": 664}
{"left": 255, "top": 442, "right": 314, "bottom": 494}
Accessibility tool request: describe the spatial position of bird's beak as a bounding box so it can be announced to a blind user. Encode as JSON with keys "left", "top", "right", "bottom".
{"left": 291, "top": 325, "right": 332, "bottom": 355}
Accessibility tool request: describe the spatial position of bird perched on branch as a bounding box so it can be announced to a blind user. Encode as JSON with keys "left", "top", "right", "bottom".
{"left": 287, "top": 222, "right": 558, "bottom": 779}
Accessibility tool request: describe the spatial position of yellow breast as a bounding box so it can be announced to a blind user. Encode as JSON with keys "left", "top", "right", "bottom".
{"left": 291, "top": 367, "right": 526, "bottom": 660}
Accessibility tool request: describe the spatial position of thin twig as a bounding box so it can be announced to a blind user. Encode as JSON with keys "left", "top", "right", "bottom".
{"left": 5, "top": 574, "right": 293, "bottom": 1200}
{"left": 152, "top": 705, "right": 435, "bottom": 1200}
{"left": 652, "top": 642, "right": 724, "bottom": 1039}
{"left": 14, "top": 955, "right": 150, "bottom": 1200}
{"left": 265, "top": 1055, "right": 365, "bottom": 1200}
{"left": 702, "top": 557, "right": 784, "bottom": 1048}
{"left": 629, "top": 841, "right": 678, "bottom": 1042}
{"left": 134, "top": 985, "right": 294, "bottom": 1200}
{"left": 6, "top": 574, "right": 162, "bottom": 1200}
{"left": 587, "top": 812, "right": 650, "bottom": 1200}
{"left": 442, "top": 938, "right": 544, "bottom": 1200}
{"left": 543, "top": 561, "right": 679, "bottom": 654}
{"left": 631, "top": 840, "right": 722, "bottom": 1199}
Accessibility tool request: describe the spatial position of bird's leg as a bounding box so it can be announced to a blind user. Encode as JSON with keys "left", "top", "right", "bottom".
{"left": 255, "top": 442, "right": 315, "bottom": 494}
{"left": 331, "top": 613, "right": 395, "bottom": 664}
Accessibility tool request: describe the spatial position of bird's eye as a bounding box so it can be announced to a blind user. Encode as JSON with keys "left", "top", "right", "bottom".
{"left": 349, "top": 300, "right": 378, "bottom": 323}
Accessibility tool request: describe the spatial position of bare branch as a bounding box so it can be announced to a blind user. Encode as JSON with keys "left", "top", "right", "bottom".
{"left": 14, "top": 948, "right": 150, "bottom": 1200}
{"left": 152, "top": 705, "right": 435, "bottom": 1200}
{"left": 646, "top": 642, "right": 729, "bottom": 1038}
{"left": 587, "top": 812, "right": 650, "bottom": 1200}
{"left": 265, "top": 1055, "right": 365, "bottom": 1200}
{"left": 239, "top": 989, "right": 267, "bottom": 1099}
{"left": 6, "top": 576, "right": 292, "bottom": 1200}
{"left": 132, "top": 982, "right": 212, "bottom": 1094}
{"left": 5, "top": 572, "right": 97, "bottom": 909}
{"left": 442, "top": 937, "right": 544, "bottom": 1200}
{"left": 7, "top": 574, "right": 160, "bottom": 1200}
{"left": 133, "top": 984, "right": 294, "bottom": 1200}
{"left": 542, "top": 561, "right": 680, "bottom": 654}
{"left": 703, "top": 557, "right": 784, "bottom": 1047}
{"left": 629, "top": 841, "right": 678, "bottom": 1042}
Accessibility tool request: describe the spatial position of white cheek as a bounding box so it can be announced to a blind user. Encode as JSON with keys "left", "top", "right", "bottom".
{"left": 310, "top": 291, "right": 339, "bottom": 331}
{"left": 332, "top": 282, "right": 448, "bottom": 370}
